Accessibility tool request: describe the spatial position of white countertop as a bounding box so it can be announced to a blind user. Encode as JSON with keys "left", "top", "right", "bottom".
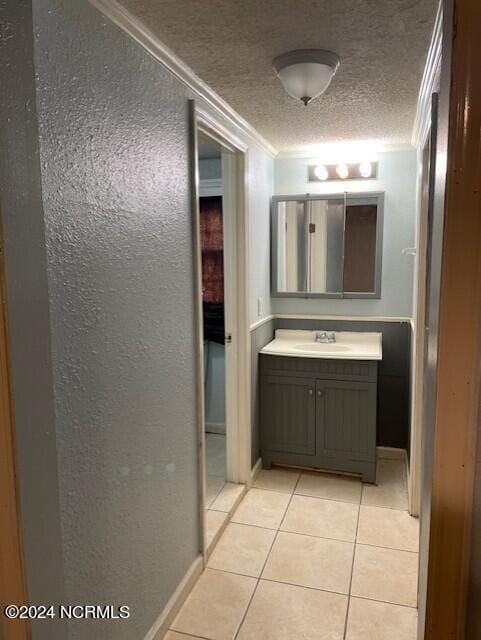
{"left": 260, "top": 329, "right": 383, "bottom": 361}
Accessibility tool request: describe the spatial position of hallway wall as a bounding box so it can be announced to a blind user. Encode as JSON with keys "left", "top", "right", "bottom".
{"left": 33, "top": 2, "right": 199, "bottom": 638}
{"left": 0, "top": 1, "right": 273, "bottom": 639}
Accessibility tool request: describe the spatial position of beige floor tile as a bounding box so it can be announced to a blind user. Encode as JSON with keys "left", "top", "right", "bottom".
{"left": 208, "top": 523, "right": 276, "bottom": 577}
{"left": 165, "top": 632, "right": 203, "bottom": 640}
{"left": 377, "top": 458, "right": 407, "bottom": 481}
{"left": 262, "top": 531, "right": 354, "bottom": 594}
{"left": 296, "top": 471, "right": 362, "bottom": 503}
{"left": 351, "top": 544, "right": 418, "bottom": 607}
{"left": 231, "top": 488, "right": 290, "bottom": 529}
{"left": 281, "top": 495, "right": 359, "bottom": 542}
{"left": 210, "top": 483, "right": 244, "bottom": 512}
{"left": 171, "top": 568, "right": 256, "bottom": 640}
{"left": 253, "top": 468, "right": 300, "bottom": 494}
{"left": 237, "top": 579, "right": 347, "bottom": 640}
{"left": 206, "top": 510, "right": 227, "bottom": 547}
{"left": 362, "top": 459, "right": 408, "bottom": 510}
{"left": 346, "top": 597, "right": 418, "bottom": 640}
{"left": 206, "top": 475, "right": 225, "bottom": 508}
{"left": 357, "top": 505, "right": 419, "bottom": 551}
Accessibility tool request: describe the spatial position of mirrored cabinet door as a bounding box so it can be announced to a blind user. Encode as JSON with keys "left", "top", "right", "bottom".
{"left": 343, "top": 196, "right": 380, "bottom": 294}
{"left": 308, "top": 197, "right": 344, "bottom": 295}
{"left": 272, "top": 193, "right": 384, "bottom": 299}
{"left": 276, "top": 200, "right": 309, "bottom": 293}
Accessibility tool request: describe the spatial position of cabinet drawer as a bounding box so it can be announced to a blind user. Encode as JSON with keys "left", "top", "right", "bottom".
{"left": 260, "top": 354, "right": 377, "bottom": 382}
{"left": 260, "top": 375, "right": 316, "bottom": 455}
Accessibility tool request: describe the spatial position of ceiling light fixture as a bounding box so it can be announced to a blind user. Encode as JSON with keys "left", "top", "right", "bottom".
{"left": 359, "top": 161, "right": 373, "bottom": 178}
{"left": 273, "top": 49, "right": 340, "bottom": 106}
{"left": 313, "top": 165, "right": 329, "bottom": 181}
{"left": 309, "top": 161, "right": 378, "bottom": 182}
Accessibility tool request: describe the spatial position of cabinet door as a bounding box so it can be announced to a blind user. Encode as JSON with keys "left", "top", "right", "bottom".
{"left": 316, "top": 379, "right": 376, "bottom": 461}
{"left": 261, "top": 376, "right": 316, "bottom": 455}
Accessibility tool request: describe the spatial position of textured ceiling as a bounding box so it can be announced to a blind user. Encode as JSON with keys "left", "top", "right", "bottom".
{"left": 121, "top": 0, "right": 438, "bottom": 152}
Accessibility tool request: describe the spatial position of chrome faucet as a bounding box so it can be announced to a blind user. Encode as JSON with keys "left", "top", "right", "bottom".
{"left": 315, "top": 330, "right": 336, "bottom": 344}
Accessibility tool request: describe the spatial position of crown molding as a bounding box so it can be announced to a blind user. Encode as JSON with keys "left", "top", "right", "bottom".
{"left": 88, "top": 0, "right": 278, "bottom": 158}
{"left": 411, "top": 1, "right": 442, "bottom": 149}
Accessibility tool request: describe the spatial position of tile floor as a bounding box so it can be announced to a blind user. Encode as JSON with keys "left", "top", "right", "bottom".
{"left": 170, "top": 457, "right": 419, "bottom": 640}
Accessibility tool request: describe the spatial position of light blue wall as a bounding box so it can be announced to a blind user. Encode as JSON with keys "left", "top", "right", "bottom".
{"left": 199, "top": 157, "right": 221, "bottom": 180}
{"left": 250, "top": 145, "right": 275, "bottom": 324}
{"left": 273, "top": 150, "right": 418, "bottom": 318}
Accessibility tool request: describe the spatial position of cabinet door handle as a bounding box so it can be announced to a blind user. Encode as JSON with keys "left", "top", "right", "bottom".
{"left": 308, "top": 389, "right": 313, "bottom": 395}
{"left": 317, "top": 390, "right": 323, "bottom": 397}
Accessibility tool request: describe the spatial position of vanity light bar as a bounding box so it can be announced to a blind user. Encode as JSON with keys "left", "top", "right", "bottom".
{"left": 308, "top": 161, "right": 378, "bottom": 182}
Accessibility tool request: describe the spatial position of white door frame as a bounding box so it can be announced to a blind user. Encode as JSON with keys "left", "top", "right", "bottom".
{"left": 190, "top": 102, "right": 252, "bottom": 504}
{"left": 408, "top": 2, "right": 442, "bottom": 516}
{"left": 409, "top": 140, "right": 431, "bottom": 517}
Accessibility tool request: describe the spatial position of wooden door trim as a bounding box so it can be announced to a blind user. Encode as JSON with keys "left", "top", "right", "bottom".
{"left": 0, "top": 235, "right": 29, "bottom": 638}
{"left": 424, "top": 0, "right": 481, "bottom": 636}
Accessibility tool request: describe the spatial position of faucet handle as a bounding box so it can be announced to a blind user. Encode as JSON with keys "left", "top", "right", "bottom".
{"left": 314, "top": 330, "right": 336, "bottom": 343}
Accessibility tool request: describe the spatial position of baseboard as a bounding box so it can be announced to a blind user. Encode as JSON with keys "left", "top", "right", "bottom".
{"left": 377, "top": 446, "right": 406, "bottom": 460}
{"left": 145, "top": 554, "right": 204, "bottom": 640}
{"left": 247, "top": 457, "right": 262, "bottom": 488}
{"left": 205, "top": 422, "right": 226, "bottom": 435}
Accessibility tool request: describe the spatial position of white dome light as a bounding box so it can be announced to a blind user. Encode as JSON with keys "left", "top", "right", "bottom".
{"left": 314, "top": 165, "right": 329, "bottom": 181}
{"left": 336, "top": 164, "right": 349, "bottom": 179}
{"left": 359, "top": 162, "right": 373, "bottom": 178}
{"left": 273, "top": 50, "right": 340, "bottom": 106}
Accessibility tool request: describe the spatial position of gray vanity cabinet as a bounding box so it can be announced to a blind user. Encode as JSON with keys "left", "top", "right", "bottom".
{"left": 260, "top": 355, "right": 378, "bottom": 483}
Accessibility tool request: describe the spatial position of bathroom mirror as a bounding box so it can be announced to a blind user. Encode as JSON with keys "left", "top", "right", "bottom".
{"left": 271, "top": 192, "right": 384, "bottom": 298}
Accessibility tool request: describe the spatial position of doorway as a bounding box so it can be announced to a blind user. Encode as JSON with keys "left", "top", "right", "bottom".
{"left": 190, "top": 104, "right": 251, "bottom": 554}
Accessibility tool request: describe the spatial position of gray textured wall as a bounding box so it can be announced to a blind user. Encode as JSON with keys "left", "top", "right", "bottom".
{"left": 32, "top": 1, "right": 200, "bottom": 637}
{"left": 0, "top": 2, "right": 66, "bottom": 638}
{"left": 0, "top": 1, "right": 273, "bottom": 639}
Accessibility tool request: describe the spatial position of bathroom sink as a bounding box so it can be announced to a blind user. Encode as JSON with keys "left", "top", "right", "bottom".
{"left": 291, "top": 342, "right": 351, "bottom": 354}
{"left": 260, "top": 329, "right": 382, "bottom": 360}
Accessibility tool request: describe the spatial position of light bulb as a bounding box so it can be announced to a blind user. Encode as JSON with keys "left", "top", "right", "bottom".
{"left": 359, "top": 161, "right": 372, "bottom": 178}
{"left": 314, "top": 165, "right": 329, "bottom": 181}
{"left": 336, "top": 164, "right": 349, "bottom": 179}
